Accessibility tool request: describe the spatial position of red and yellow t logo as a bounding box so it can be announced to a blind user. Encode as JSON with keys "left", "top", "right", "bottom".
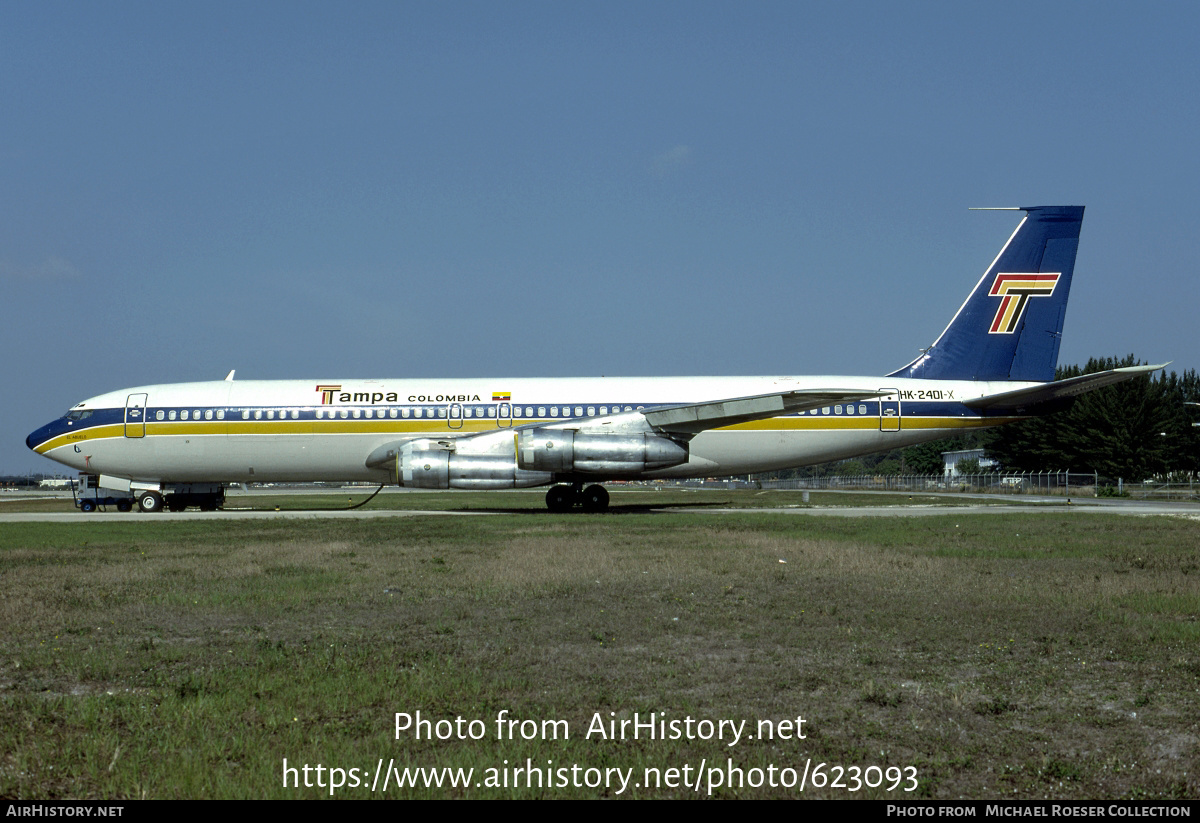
{"left": 988, "top": 273, "right": 1060, "bottom": 334}
{"left": 315, "top": 385, "right": 342, "bottom": 404}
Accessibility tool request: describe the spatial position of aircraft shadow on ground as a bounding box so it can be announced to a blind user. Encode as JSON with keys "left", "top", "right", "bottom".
{"left": 439, "top": 499, "right": 739, "bottom": 515}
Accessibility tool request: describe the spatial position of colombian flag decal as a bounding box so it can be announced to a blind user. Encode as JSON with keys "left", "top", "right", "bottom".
{"left": 492, "top": 391, "right": 511, "bottom": 401}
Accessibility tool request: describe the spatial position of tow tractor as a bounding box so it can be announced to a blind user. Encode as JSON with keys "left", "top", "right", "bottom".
{"left": 73, "top": 473, "right": 135, "bottom": 512}
{"left": 72, "top": 474, "right": 225, "bottom": 512}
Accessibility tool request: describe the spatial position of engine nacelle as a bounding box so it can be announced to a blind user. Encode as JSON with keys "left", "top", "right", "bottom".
{"left": 515, "top": 429, "right": 689, "bottom": 475}
{"left": 398, "top": 440, "right": 551, "bottom": 490}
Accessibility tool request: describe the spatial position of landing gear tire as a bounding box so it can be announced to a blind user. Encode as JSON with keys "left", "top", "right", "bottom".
{"left": 138, "top": 491, "right": 164, "bottom": 513}
{"left": 545, "top": 485, "right": 575, "bottom": 512}
{"left": 580, "top": 484, "right": 609, "bottom": 512}
{"left": 116, "top": 500, "right": 133, "bottom": 513}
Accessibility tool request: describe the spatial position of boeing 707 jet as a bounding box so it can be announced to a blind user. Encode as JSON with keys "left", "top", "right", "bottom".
{"left": 27, "top": 206, "right": 1162, "bottom": 511}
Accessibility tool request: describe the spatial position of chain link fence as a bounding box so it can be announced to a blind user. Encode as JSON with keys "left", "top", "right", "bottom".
{"left": 667, "top": 472, "right": 1200, "bottom": 501}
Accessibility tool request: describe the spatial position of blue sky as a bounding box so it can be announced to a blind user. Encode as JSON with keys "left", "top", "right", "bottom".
{"left": 4, "top": 1, "right": 1198, "bottom": 474}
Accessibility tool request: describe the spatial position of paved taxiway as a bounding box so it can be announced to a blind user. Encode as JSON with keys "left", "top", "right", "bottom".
{"left": 2, "top": 491, "right": 1197, "bottom": 522}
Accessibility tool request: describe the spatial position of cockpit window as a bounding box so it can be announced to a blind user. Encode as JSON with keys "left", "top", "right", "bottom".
{"left": 65, "top": 410, "right": 93, "bottom": 421}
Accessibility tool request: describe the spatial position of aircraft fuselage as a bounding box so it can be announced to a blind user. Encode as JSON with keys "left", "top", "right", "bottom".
{"left": 27, "top": 375, "right": 1028, "bottom": 485}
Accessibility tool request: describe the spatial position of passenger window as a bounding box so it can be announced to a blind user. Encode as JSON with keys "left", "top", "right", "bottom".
{"left": 241, "top": 410, "right": 249, "bottom": 420}
{"left": 463, "top": 407, "right": 472, "bottom": 418}
{"left": 822, "top": 407, "right": 830, "bottom": 415}
{"left": 402, "top": 408, "right": 410, "bottom": 418}
{"left": 835, "top": 405, "right": 842, "bottom": 415}
{"left": 205, "top": 410, "right": 213, "bottom": 420}
{"left": 437, "top": 407, "right": 446, "bottom": 418}
{"left": 550, "top": 407, "right": 559, "bottom": 417}
{"left": 255, "top": 410, "right": 263, "bottom": 420}
{"left": 487, "top": 406, "right": 496, "bottom": 418}
{"left": 339, "top": 410, "right": 348, "bottom": 419}
{"left": 587, "top": 406, "right": 595, "bottom": 416}
{"left": 413, "top": 408, "right": 422, "bottom": 418}
{"left": 537, "top": 407, "right": 546, "bottom": 417}
{"left": 389, "top": 409, "right": 397, "bottom": 419}
{"left": 352, "top": 409, "right": 361, "bottom": 419}
{"left": 364, "top": 409, "right": 373, "bottom": 419}
{"left": 291, "top": 410, "right": 298, "bottom": 419}
{"left": 624, "top": 406, "right": 633, "bottom": 412}
{"left": 193, "top": 410, "right": 200, "bottom": 419}
{"left": 316, "top": 409, "right": 324, "bottom": 419}
{"left": 599, "top": 406, "right": 608, "bottom": 415}
{"left": 859, "top": 404, "right": 867, "bottom": 415}
{"left": 845, "top": 405, "right": 854, "bottom": 415}
{"left": 217, "top": 410, "right": 225, "bottom": 420}
{"left": 156, "top": 410, "right": 164, "bottom": 421}
{"left": 267, "top": 410, "right": 275, "bottom": 419}
{"left": 181, "top": 410, "right": 189, "bottom": 420}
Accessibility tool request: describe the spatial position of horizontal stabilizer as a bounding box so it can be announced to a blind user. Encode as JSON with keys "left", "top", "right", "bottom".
{"left": 965, "top": 364, "right": 1167, "bottom": 411}
{"left": 644, "top": 389, "right": 884, "bottom": 434}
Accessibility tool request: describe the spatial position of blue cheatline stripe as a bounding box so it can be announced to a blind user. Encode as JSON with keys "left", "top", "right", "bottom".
{"left": 32, "top": 400, "right": 1007, "bottom": 454}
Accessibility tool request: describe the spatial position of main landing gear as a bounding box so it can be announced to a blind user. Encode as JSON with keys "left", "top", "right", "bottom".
{"left": 545, "top": 483, "right": 610, "bottom": 512}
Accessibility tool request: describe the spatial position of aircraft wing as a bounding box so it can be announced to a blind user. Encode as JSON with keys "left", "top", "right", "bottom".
{"left": 640, "top": 389, "right": 886, "bottom": 435}
{"left": 964, "top": 364, "right": 1167, "bottom": 412}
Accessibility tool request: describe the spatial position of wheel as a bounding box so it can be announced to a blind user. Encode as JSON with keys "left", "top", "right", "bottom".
{"left": 79, "top": 499, "right": 96, "bottom": 513}
{"left": 545, "top": 485, "right": 575, "bottom": 512}
{"left": 580, "top": 484, "right": 609, "bottom": 512}
{"left": 116, "top": 499, "right": 133, "bottom": 513}
{"left": 138, "top": 491, "right": 164, "bottom": 513}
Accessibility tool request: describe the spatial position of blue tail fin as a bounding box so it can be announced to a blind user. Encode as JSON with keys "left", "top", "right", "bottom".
{"left": 889, "top": 206, "right": 1084, "bottom": 382}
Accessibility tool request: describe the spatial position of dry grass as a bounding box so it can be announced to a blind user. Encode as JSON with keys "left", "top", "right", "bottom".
{"left": 0, "top": 511, "right": 1196, "bottom": 798}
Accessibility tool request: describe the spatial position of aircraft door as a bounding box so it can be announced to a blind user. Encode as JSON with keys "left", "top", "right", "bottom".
{"left": 448, "top": 403, "right": 463, "bottom": 429}
{"left": 878, "top": 389, "right": 901, "bottom": 432}
{"left": 497, "top": 402, "right": 512, "bottom": 428}
{"left": 125, "top": 393, "right": 148, "bottom": 438}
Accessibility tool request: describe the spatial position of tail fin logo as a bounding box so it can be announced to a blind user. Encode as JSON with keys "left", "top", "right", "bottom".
{"left": 988, "top": 273, "right": 1061, "bottom": 334}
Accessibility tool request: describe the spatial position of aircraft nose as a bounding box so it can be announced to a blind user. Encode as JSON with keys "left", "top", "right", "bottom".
{"left": 27, "top": 420, "right": 59, "bottom": 452}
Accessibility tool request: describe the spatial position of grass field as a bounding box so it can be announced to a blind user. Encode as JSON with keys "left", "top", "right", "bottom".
{"left": 1, "top": 498, "right": 1197, "bottom": 798}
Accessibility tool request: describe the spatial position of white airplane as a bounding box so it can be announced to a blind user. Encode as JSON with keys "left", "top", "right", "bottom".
{"left": 27, "top": 206, "right": 1163, "bottom": 512}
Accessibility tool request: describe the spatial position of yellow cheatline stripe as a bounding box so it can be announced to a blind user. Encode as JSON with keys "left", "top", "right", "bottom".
{"left": 37, "top": 413, "right": 1027, "bottom": 455}
{"left": 721, "top": 416, "right": 1019, "bottom": 431}
{"left": 34, "top": 424, "right": 126, "bottom": 453}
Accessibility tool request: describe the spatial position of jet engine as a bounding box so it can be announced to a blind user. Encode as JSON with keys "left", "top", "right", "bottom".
{"left": 397, "top": 440, "right": 551, "bottom": 490}
{"left": 515, "top": 428, "right": 688, "bottom": 475}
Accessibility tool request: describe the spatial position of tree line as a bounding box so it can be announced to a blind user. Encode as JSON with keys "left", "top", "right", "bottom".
{"left": 771, "top": 357, "right": 1200, "bottom": 482}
